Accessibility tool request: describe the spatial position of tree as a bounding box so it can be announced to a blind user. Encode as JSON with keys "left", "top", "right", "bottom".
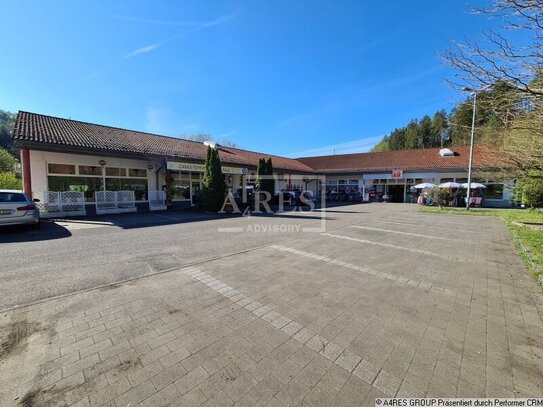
{"left": 370, "top": 137, "right": 390, "bottom": 152}
{"left": 0, "top": 147, "right": 18, "bottom": 172}
{"left": 0, "top": 172, "right": 22, "bottom": 189}
{"left": 442, "top": 1, "right": 543, "bottom": 97}
{"left": 0, "top": 110, "right": 16, "bottom": 150}
{"left": 201, "top": 146, "right": 226, "bottom": 212}
{"left": 404, "top": 120, "right": 421, "bottom": 149}
{"left": 264, "top": 157, "right": 275, "bottom": 198}
{"left": 431, "top": 110, "right": 449, "bottom": 147}
{"left": 443, "top": 0, "right": 543, "bottom": 205}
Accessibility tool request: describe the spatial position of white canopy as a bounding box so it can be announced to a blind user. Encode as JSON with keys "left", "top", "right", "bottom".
{"left": 439, "top": 182, "right": 462, "bottom": 188}
{"left": 461, "top": 182, "right": 486, "bottom": 189}
{"left": 413, "top": 183, "right": 436, "bottom": 189}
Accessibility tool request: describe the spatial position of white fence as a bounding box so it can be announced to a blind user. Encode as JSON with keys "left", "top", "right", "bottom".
{"left": 148, "top": 190, "right": 167, "bottom": 211}
{"left": 95, "top": 190, "right": 137, "bottom": 215}
{"left": 34, "top": 191, "right": 86, "bottom": 218}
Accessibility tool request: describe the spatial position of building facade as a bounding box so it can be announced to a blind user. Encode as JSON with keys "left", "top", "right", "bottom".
{"left": 10, "top": 111, "right": 513, "bottom": 215}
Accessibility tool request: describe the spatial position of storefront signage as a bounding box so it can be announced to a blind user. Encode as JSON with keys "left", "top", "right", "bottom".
{"left": 166, "top": 161, "right": 247, "bottom": 175}
{"left": 391, "top": 169, "right": 403, "bottom": 179}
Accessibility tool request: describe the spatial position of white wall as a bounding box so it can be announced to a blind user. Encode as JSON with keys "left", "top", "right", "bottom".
{"left": 29, "top": 150, "right": 163, "bottom": 200}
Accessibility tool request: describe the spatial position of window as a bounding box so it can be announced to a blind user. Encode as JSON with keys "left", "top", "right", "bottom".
{"left": 440, "top": 178, "right": 454, "bottom": 183}
{"left": 128, "top": 168, "right": 147, "bottom": 178}
{"left": 79, "top": 165, "right": 103, "bottom": 176}
{"left": 48, "top": 176, "right": 104, "bottom": 202}
{"left": 106, "top": 167, "right": 127, "bottom": 177}
{"left": 48, "top": 164, "right": 76, "bottom": 175}
{"left": 485, "top": 184, "right": 504, "bottom": 200}
{"left": 120, "top": 179, "right": 148, "bottom": 200}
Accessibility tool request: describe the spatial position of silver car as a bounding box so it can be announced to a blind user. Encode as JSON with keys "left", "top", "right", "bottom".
{"left": 0, "top": 189, "right": 41, "bottom": 229}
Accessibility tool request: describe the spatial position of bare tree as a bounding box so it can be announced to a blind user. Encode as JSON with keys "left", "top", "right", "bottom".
{"left": 442, "top": 0, "right": 543, "bottom": 96}
{"left": 180, "top": 132, "right": 239, "bottom": 148}
{"left": 443, "top": 0, "right": 543, "bottom": 183}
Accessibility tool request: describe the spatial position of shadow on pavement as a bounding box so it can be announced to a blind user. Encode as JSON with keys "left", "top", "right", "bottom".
{"left": 0, "top": 221, "right": 72, "bottom": 242}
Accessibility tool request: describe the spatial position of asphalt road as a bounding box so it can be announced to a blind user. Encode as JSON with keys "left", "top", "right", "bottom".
{"left": 0, "top": 203, "right": 394, "bottom": 310}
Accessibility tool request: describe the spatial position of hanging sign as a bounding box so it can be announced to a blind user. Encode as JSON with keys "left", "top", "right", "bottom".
{"left": 391, "top": 169, "right": 403, "bottom": 179}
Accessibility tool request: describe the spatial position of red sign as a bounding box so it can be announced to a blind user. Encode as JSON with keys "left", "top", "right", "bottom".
{"left": 391, "top": 169, "right": 403, "bottom": 179}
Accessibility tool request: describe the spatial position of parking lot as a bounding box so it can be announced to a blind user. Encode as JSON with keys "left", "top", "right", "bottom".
{"left": 0, "top": 203, "right": 542, "bottom": 406}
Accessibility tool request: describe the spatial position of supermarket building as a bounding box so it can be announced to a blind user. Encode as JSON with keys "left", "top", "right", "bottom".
{"left": 11, "top": 111, "right": 513, "bottom": 216}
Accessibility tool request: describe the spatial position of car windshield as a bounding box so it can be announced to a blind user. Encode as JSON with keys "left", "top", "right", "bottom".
{"left": 0, "top": 192, "right": 26, "bottom": 203}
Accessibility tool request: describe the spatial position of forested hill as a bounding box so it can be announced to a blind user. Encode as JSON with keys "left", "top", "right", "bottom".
{"left": 370, "top": 82, "right": 516, "bottom": 152}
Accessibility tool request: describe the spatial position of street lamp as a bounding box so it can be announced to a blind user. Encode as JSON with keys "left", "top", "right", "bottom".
{"left": 462, "top": 85, "right": 491, "bottom": 210}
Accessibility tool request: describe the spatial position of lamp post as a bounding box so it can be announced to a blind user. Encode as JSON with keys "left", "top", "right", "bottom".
{"left": 464, "top": 89, "right": 477, "bottom": 210}
{"left": 462, "top": 85, "right": 490, "bottom": 210}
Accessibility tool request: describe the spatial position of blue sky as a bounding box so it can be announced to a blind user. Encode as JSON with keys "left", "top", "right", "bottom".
{"left": 0, "top": 1, "right": 494, "bottom": 157}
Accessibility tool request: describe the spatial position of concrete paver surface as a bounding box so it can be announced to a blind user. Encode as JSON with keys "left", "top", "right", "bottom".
{"left": 0, "top": 204, "right": 541, "bottom": 406}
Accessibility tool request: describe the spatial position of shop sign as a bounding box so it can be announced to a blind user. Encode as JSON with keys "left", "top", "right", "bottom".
{"left": 391, "top": 169, "right": 403, "bottom": 179}
{"left": 167, "top": 161, "right": 246, "bottom": 174}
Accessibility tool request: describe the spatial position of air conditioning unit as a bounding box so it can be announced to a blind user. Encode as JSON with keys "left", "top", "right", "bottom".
{"left": 439, "top": 148, "right": 455, "bottom": 157}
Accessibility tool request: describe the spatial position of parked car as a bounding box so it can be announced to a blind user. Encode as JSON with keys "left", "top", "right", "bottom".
{"left": 0, "top": 190, "right": 41, "bottom": 229}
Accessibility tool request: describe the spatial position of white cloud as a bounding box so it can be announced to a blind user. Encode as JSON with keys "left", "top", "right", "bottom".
{"left": 122, "top": 12, "right": 239, "bottom": 61}
{"left": 287, "top": 135, "right": 384, "bottom": 158}
{"left": 122, "top": 42, "right": 162, "bottom": 59}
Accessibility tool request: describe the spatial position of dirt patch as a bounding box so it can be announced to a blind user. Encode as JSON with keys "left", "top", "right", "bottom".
{"left": 0, "top": 320, "right": 51, "bottom": 361}
{"left": 168, "top": 308, "right": 183, "bottom": 315}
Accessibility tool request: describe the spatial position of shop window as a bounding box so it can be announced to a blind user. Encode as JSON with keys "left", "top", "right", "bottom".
{"left": 172, "top": 179, "right": 190, "bottom": 199}
{"left": 440, "top": 178, "right": 454, "bottom": 183}
{"left": 455, "top": 178, "right": 468, "bottom": 183}
{"left": 48, "top": 176, "right": 104, "bottom": 202}
{"left": 106, "top": 167, "right": 127, "bottom": 177}
{"left": 128, "top": 168, "right": 147, "bottom": 178}
{"left": 484, "top": 184, "right": 504, "bottom": 199}
{"left": 105, "top": 178, "right": 122, "bottom": 191}
{"left": 79, "top": 165, "right": 103, "bottom": 176}
{"left": 191, "top": 172, "right": 201, "bottom": 180}
{"left": 120, "top": 179, "right": 148, "bottom": 200}
{"left": 48, "top": 163, "right": 76, "bottom": 175}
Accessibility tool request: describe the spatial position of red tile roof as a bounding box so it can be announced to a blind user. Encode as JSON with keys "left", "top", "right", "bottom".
{"left": 12, "top": 111, "right": 315, "bottom": 173}
{"left": 297, "top": 146, "right": 503, "bottom": 173}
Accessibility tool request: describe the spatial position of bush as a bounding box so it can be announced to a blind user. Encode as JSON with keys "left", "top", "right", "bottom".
{"left": 516, "top": 175, "right": 543, "bottom": 208}
{"left": 0, "top": 171, "right": 22, "bottom": 189}
{"left": 429, "top": 188, "right": 457, "bottom": 208}
{"left": 0, "top": 147, "right": 18, "bottom": 172}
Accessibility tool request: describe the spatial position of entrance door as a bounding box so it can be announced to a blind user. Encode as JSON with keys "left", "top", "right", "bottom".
{"left": 191, "top": 181, "right": 201, "bottom": 206}
{"left": 388, "top": 185, "right": 405, "bottom": 202}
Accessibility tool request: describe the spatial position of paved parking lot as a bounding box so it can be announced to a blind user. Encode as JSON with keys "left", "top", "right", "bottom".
{"left": 0, "top": 204, "right": 542, "bottom": 406}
